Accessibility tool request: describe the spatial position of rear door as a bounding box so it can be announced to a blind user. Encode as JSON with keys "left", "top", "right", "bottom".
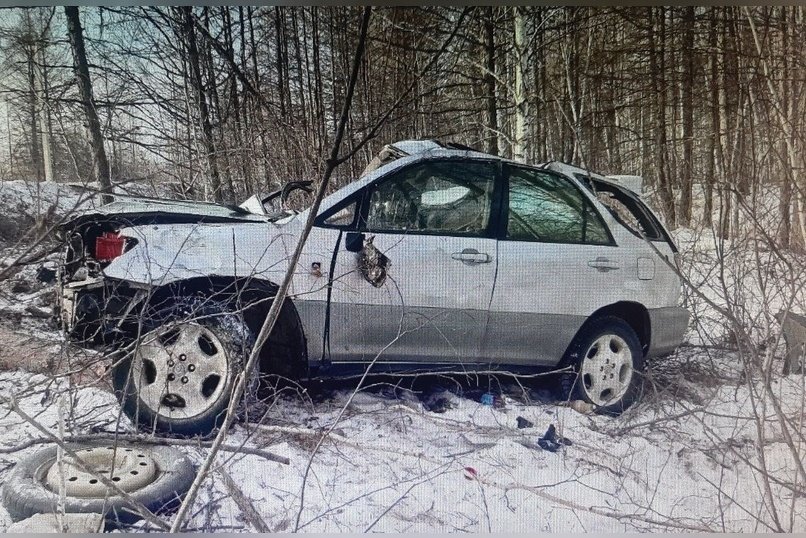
{"left": 325, "top": 159, "right": 500, "bottom": 365}
{"left": 484, "top": 165, "right": 626, "bottom": 366}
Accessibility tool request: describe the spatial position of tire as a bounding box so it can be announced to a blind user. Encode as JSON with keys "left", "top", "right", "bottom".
{"left": 1, "top": 443, "right": 195, "bottom": 525}
{"left": 113, "top": 296, "right": 258, "bottom": 437}
{"left": 559, "top": 316, "right": 644, "bottom": 415}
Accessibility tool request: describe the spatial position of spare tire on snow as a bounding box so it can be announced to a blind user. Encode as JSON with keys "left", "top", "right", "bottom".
{"left": 1, "top": 442, "right": 195, "bottom": 526}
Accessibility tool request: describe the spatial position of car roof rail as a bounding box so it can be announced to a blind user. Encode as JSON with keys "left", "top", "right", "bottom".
{"left": 441, "top": 141, "right": 481, "bottom": 152}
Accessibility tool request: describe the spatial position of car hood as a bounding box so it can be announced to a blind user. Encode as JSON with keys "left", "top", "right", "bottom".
{"left": 104, "top": 217, "right": 301, "bottom": 287}
{"left": 62, "top": 196, "right": 283, "bottom": 230}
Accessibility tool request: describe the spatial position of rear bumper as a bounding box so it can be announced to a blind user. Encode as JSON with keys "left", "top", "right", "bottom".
{"left": 647, "top": 306, "right": 690, "bottom": 358}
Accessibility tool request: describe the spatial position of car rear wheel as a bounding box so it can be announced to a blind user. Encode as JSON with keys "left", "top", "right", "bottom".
{"left": 560, "top": 316, "right": 644, "bottom": 415}
{"left": 113, "top": 297, "right": 258, "bottom": 437}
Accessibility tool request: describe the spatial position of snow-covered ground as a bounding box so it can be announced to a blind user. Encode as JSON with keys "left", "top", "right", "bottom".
{"left": 0, "top": 355, "right": 804, "bottom": 533}
{"left": 0, "top": 180, "right": 804, "bottom": 532}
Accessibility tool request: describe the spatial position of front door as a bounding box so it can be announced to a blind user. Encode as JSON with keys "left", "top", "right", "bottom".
{"left": 326, "top": 159, "right": 500, "bottom": 365}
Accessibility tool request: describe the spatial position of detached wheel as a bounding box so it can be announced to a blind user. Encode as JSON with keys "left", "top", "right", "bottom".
{"left": 113, "top": 297, "right": 257, "bottom": 437}
{"left": 560, "top": 316, "right": 644, "bottom": 415}
{"left": 1, "top": 443, "right": 195, "bottom": 525}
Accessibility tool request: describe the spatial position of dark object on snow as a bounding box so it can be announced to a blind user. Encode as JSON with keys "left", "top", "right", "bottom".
{"left": 24, "top": 304, "right": 52, "bottom": 319}
{"left": 775, "top": 311, "right": 806, "bottom": 375}
{"left": 10, "top": 279, "right": 32, "bottom": 294}
{"left": 422, "top": 388, "right": 454, "bottom": 413}
{"left": 1, "top": 442, "right": 195, "bottom": 525}
{"left": 537, "top": 424, "right": 572, "bottom": 452}
{"left": 424, "top": 396, "right": 451, "bottom": 413}
{"left": 36, "top": 265, "right": 57, "bottom": 284}
{"left": 516, "top": 416, "right": 534, "bottom": 429}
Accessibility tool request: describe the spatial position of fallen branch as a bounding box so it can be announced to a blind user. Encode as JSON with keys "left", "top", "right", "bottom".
{"left": 481, "top": 476, "right": 715, "bottom": 532}
{"left": 0, "top": 433, "right": 290, "bottom": 465}
{"left": 218, "top": 468, "right": 271, "bottom": 533}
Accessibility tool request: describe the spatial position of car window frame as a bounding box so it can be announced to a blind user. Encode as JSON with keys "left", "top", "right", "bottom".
{"left": 589, "top": 178, "right": 677, "bottom": 251}
{"left": 499, "top": 163, "right": 617, "bottom": 247}
{"left": 315, "top": 193, "right": 362, "bottom": 230}
{"left": 317, "top": 157, "right": 504, "bottom": 238}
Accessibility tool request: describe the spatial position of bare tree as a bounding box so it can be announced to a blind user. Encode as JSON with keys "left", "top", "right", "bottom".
{"left": 64, "top": 7, "right": 111, "bottom": 199}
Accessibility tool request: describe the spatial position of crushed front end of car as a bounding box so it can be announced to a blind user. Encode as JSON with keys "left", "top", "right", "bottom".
{"left": 51, "top": 196, "right": 279, "bottom": 345}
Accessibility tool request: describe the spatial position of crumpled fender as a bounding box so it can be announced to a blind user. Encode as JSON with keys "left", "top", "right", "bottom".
{"left": 104, "top": 221, "right": 298, "bottom": 287}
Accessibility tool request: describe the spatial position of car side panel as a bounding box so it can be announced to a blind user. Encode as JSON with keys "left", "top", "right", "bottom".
{"left": 647, "top": 306, "right": 690, "bottom": 357}
{"left": 293, "top": 299, "right": 327, "bottom": 364}
{"left": 482, "top": 311, "right": 587, "bottom": 366}
{"left": 289, "top": 225, "right": 345, "bottom": 364}
{"left": 485, "top": 241, "right": 630, "bottom": 366}
{"left": 105, "top": 222, "right": 294, "bottom": 287}
{"left": 326, "top": 233, "right": 497, "bottom": 364}
{"left": 325, "top": 302, "right": 490, "bottom": 363}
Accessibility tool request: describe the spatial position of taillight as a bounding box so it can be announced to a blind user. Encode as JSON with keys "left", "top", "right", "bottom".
{"left": 95, "top": 232, "right": 125, "bottom": 262}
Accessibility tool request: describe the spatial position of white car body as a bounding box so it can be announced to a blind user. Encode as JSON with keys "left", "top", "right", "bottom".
{"left": 58, "top": 140, "right": 689, "bottom": 375}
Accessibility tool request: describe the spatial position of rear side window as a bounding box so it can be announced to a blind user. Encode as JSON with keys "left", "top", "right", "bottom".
{"left": 592, "top": 182, "right": 663, "bottom": 241}
{"left": 506, "top": 167, "right": 611, "bottom": 244}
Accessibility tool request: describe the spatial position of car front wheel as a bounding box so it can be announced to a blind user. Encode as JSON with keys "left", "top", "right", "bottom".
{"left": 560, "top": 316, "right": 644, "bottom": 415}
{"left": 113, "top": 297, "right": 257, "bottom": 437}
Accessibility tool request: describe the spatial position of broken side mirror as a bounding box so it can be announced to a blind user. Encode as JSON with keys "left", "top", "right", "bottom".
{"left": 345, "top": 232, "right": 364, "bottom": 253}
{"left": 357, "top": 235, "right": 390, "bottom": 288}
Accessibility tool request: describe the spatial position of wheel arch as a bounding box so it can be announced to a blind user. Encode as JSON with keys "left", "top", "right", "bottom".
{"left": 145, "top": 275, "right": 308, "bottom": 379}
{"left": 586, "top": 301, "right": 651, "bottom": 356}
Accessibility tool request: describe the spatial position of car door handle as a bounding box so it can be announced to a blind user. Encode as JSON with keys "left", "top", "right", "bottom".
{"left": 588, "top": 257, "right": 620, "bottom": 272}
{"left": 452, "top": 248, "right": 491, "bottom": 265}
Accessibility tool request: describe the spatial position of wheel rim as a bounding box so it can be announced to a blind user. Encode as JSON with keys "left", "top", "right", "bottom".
{"left": 579, "top": 333, "right": 633, "bottom": 406}
{"left": 132, "top": 322, "right": 231, "bottom": 420}
{"left": 43, "top": 446, "right": 158, "bottom": 498}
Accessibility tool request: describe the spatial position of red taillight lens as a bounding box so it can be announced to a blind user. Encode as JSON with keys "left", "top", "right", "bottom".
{"left": 95, "top": 232, "right": 125, "bottom": 262}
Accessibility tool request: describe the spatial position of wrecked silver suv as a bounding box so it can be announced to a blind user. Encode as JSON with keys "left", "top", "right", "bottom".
{"left": 55, "top": 140, "right": 689, "bottom": 435}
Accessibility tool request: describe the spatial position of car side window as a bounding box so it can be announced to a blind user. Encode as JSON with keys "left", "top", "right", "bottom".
{"left": 507, "top": 167, "right": 611, "bottom": 244}
{"left": 322, "top": 200, "right": 357, "bottom": 227}
{"left": 364, "top": 161, "right": 496, "bottom": 235}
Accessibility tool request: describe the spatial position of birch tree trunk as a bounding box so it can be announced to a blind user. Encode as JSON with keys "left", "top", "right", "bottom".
{"left": 34, "top": 46, "right": 52, "bottom": 182}
{"left": 25, "top": 46, "right": 42, "bottom": 182}
{"left": 512, "top": 7, "right": 528, "bottom": 162}
{"left": 483, "top": 7, "right": 499, "bottom": 156}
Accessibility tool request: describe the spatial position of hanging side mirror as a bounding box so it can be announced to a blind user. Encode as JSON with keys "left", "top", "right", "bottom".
{"left": 357, "top": 235, "right": 389, "bottom": 288}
